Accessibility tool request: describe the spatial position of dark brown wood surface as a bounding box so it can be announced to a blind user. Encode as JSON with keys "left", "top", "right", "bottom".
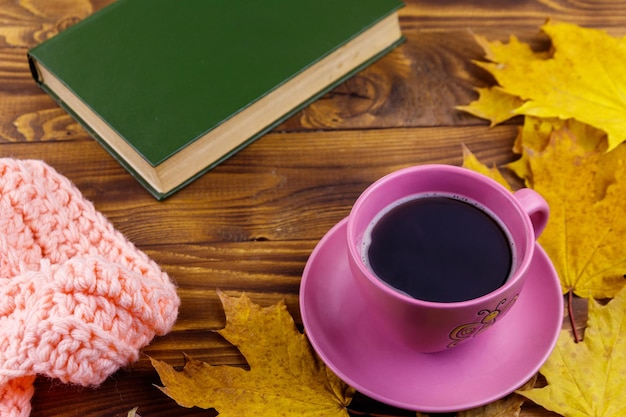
{"left": 1, "top": 0, "right": 622, "bottom": 415}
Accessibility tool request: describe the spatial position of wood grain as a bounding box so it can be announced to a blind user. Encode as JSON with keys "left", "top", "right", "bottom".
{"left": 0, "top": 0, "right": 620, "bottom": 415}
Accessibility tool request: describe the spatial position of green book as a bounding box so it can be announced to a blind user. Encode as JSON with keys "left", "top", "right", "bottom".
{"left": 28, "top": 0, "right": 405, "bottom": 200}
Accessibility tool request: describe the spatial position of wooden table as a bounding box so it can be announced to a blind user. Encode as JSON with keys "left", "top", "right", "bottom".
{"left": 2, "top": 0, "right": 624, "bottom": 416}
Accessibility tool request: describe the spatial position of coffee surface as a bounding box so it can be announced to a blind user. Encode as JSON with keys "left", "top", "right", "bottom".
{"left": 365, "top": 195, "right": 512, "bottom": 302}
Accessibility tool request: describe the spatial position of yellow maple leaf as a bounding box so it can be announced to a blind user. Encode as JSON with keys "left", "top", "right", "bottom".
{"left": 456, "top": 86, "right": 525, "bottom": 126}
{"left": 506, "top": 117, "right": 555, "bottom": 181}
{"left": 152, "top": 291, "right": 354, "bottom": 417}
{"left": 511, "top": 120, "right": 626, "bottom": 299}
{"left": 507, "top": 117, "right": 599, "bottom": 183}
{"left": 465, "top": 21, "right": 626, "bottom": 151}
{"left": 456, "top": 33, "right": 548, "bottom": 126}
{"left": 461, "top": 145, "right": 512, "bottom": 191}
{"left": 518, "top": 286, "right": 626, "bottom": 417}
{"left": 473, "top": 33, "right": 552, "bottom": 64}
{"left": 463, "top": 119, "right": 626, "bottom": 299}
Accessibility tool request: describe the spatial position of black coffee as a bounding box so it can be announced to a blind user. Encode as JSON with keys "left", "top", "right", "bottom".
{"left": 364, "top": 195, "right": 512, "bottom": 302}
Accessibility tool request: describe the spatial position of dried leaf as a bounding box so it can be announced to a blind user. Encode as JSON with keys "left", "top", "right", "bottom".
{"left": 461, "top": 145, "right": 512, "bottom": 191}
{"left": 456, "top": 87, "right": 524, "bottom": 126}
{"left": 460, "top": 21, "right": 626, "bottom": 417}
{"left": 473, "top": 33, "right": 551, "bottom": 63}
{"left": 152, "top": 291, "right": 354, "bottom": 417}
{"left": 506, "top": 117, "right": 554, "bottom": 181}
{"left": 519, "top": 287, "right": 626, "bottom": 417}
{"left": 463, "top": 120, "right": 626, "bottom": 299}
{"left": 512, "top": 121, "right": 626, "bottom": 298}
{"left": 507, "top": 117, "right": 592, "bottom": 183}
{"left": 466, "top": 21, "right": 626, "bottom": 151}
{"left": 456, "top": 33, "right": 548, "bottom": 126}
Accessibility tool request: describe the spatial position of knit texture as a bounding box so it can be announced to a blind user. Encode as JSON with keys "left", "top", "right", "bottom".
{"left": 0, "top": 159, "right": 180, "bottom": 416}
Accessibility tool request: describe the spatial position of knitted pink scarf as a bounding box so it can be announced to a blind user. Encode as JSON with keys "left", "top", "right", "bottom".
{"left": 0, "top": 159, "right": 180, "bottom": 416}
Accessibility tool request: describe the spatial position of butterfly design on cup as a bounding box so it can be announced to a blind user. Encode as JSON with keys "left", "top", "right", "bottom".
{"left": 447, "top": 295, "right": 519, "bottom": 348}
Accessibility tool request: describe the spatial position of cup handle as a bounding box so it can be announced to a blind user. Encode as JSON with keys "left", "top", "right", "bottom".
{"left": 513, "top": 188, "right": 549, "bottom": 239}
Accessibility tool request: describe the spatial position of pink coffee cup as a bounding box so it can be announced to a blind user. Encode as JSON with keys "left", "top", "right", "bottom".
{"left": 346, "top": 164, "right": 549, "bottom": 353}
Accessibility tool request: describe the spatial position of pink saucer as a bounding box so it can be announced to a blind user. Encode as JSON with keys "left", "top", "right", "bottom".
{"left": 299, "top": 218, "right": 563, "bottom": 412}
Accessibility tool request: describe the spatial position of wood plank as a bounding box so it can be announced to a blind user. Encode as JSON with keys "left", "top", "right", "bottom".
{"left": 401, "top": 0, "right": 626, "bottom": 34}
{"left": 0, "top": 0, "right": 114, "bottom": 46}
{"left": 11, "top": 0, "right": 626, "bottom": 137}
{"left": 1, "top": 0, "right": 617, "bottom": 416}
{"left": 0, "top": 124, "right": 520, "bottom": 244}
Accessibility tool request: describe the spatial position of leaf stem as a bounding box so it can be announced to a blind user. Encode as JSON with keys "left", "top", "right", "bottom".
{"left": 567, "top": 290, "right": 581, "bottom": 343}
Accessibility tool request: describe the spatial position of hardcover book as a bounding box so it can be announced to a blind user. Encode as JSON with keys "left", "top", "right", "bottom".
{"left": 28, "top": 0, "right": 405, "bottom": 199}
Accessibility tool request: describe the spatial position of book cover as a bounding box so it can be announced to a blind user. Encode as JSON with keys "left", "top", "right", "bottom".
{"left": 28, "top": 0, "right": 405, "bottom": 199}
